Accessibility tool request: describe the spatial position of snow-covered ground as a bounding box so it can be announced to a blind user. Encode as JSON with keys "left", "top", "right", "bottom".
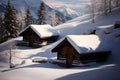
{"left": 0, "top": 10, "right": 120, "bottom": 80}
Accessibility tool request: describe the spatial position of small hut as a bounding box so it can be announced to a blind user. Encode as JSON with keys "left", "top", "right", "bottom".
{"left": 51, "top": 35, "right": 111, "bottom": 67}
{"left": 19, "top": 24, "right": 59, "bottom": 47}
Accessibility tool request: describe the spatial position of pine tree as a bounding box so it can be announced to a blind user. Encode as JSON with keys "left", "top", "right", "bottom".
{"left": 116, "top": 0, "right": 120, "bottom": 10}
{"left": 3, "top": 0, "right": 18, "bottom": 38}
{"left": 109, "top": 0, "right": 112, "bottom": 13}
{"left": 25, "top": 8, "right": 32, "bottom": 27}
{"left": 89, "top": 0, "right": 97, "bottom": 23}
{"left": 48, "top": 10, "right": 56, "bottom": 26}
{"left": 38, "top": 2, "right": 46, "bottom": 24}
{"left": 98, "top": 0, "right": 107, "bottom": 15}
{"left": 0, "top": 12, "right": 8, "bottom": 43}
{"left": 0, "top": 12, "right": 4, "bottom": 43}
{"left": 104, "top": 0, "right": 108, "bottom": 15}
{"left": 0, "top": 12, "right": 3, "bottom": 28}
{"left": 56, "top": 17, "right": 62, "bottom": 26}
{"left": 17, "top": 10, "right": 25, "bottom": 31}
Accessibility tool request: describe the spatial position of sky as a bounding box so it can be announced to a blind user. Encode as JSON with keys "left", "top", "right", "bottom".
{"left": 43, "top": 0, "right": 90, "bottom": 14}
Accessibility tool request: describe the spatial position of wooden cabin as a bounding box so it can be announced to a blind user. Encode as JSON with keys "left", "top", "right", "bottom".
{"left": 19, "top": 24, "right": 59, "bottom": 47}
{"left": 51, "top": 35, "right": 111, "bottom": 67}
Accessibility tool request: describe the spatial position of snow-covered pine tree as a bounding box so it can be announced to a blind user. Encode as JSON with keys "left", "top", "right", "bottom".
{"left": 17, "top": 10, "right": 25, "bottom": 31}
{"left": 0, "top": 12, "right": 2, "bottom": 27}
{"left": 99, "top": 0, "right": 120, "bottom": 15}
{"left": 103, "top": 0, "right": 108, "bottom": 15}
{"left": 3, "top": 0, "right": 18, "bottom": 39}
{"left": 48, "top": 10, "right": 56, "bottom": 26}
{"left": 116, "top": 0, "right": 120, "bottom": 8}
{"left": 0, "top": 12, "right": 4, "bottom": 43}
{"left": 87, "top": 0, "right": 120, "bottom": 23}
{"left": 38, "top": 2, "right": 46, "bottom": 24}
{"left": 90, "top": 0, "right": 97, "bottom": 23}
{"left": 56, "top": 17, "right": 62, "bottom": 26}
{"left": 109, "top": 0, "right": 120, "bottom": 11}
{"left": 25, "top": 8, "right": 32, "bottom": 27}
{"left": 94, "top": 0, "right": 107, "bottom": 15}
{"left": 108, "top": 0, "right": 112, "bottom": 13}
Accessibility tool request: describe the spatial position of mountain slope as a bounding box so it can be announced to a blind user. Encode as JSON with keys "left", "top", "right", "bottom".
{"left": 0, "top": 0, "right": 79, "bottom": 22}
{"left": 55, "top": 6, "right": 80, "bottom": 19}
{"left": 55, "top": 10, "right": 120, "bottom": 37}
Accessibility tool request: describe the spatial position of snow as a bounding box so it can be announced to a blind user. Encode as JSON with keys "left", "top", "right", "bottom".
{"left": 19, "top": 24, "right": 59, "bottom": 38}
{"left": 55, "top": 10, "right": 120, "bottom": 37}
{"left": 0, "top": 10, "right": 120, "bottom": 80}
{"left": 67, "top": 35, "right": 101, "bottom": 53}
{"left": 44, "top": 0, "right": 89, "bottom": 14}
{"left": 55, "top": 6, "right": 80, "bottom": 18}
{"left": 32, "top": 57, "right": 48, "bottom": 63}
{"left": 52, "top": 35, "right": 111, "bottom": 54}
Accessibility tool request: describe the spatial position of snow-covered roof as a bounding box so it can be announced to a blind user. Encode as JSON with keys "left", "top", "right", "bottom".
{"left": 52, "top": 35, "right": 110, "bottom": 54}
{"left": 67, "top": 35, "right": 101, "bottom": 53}
{"left": 19, "top": 24, "right": 59, "bottom": 38}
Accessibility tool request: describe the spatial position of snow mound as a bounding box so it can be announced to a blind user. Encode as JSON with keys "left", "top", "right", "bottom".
{"left": 32, "top": 57, "right": 48, "bottom": 63}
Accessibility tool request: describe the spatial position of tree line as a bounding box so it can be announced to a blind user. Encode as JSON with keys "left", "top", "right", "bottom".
{"left": 0, "top": 0, "right": 62, "bottom": 44}
{"left": 88, "top": 0, "right": 120, "bottom": 23}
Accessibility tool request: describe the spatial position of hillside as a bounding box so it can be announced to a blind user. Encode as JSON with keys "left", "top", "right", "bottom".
{"left": 55, "top": 6, "right": 80, "bottom": 19}
{"left": 0, "top": 10, "right": 120, "bottom": 80}
{"left": 55, "top": 10, "right": 120, "bottom": 37}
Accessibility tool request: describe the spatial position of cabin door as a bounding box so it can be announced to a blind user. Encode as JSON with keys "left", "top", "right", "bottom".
{"left": 28, "top": 36, "right": 34, "bottom": 47}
